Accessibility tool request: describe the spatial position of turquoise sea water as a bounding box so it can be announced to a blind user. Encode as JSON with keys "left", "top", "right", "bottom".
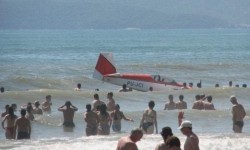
{"left": 0, "top": 29, "right": 250, "bottom": 150}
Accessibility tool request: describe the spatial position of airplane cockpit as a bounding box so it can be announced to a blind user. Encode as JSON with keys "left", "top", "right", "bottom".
{"left": 152, "top": 75, "right": 177, "bottom": 83}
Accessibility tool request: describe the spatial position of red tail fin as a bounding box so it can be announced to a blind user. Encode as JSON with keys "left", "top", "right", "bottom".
{"left": 93, "top": 53, "right": 117, "bottom": 80}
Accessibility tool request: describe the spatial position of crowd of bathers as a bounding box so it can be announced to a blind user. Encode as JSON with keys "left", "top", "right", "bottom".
{"left": 1, "top": 81, "right": 247, "bottom": 150}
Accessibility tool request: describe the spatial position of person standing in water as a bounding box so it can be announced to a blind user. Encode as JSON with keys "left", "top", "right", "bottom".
{"left": 140, "top": 100, "right": 158, "bottom": 134}
{"left": 97, "top": 104, "right": 111, "bottom": 135}
{"left": 106, "top": 92, "right": 116, "bottom": 111}
{"left": 33, "top": 101, "right": 43, "bottom": 115}
{"left": 2, "top": 107, "right": 17, "bottom": 139}
{"left": 26, "top": 105, "right": 34, "bottom": 121}
{"left": 175, "top": 95, "right": 187, "bottom": 110}
{"left": 155, "top": 126, "right": 174, "bottom": 150}
{"left": 92, "top": 93, "right": 105, "bottom": 112}
{"left": 74, "top": 83, "right": 81, "bottom": 91}
{"left": 116, "top": 128, "right": 143, "bottom": 150}
{"left": 14, "top": 109, "right": 31, "bottom": 140}
{"left": 84, "top": 104, "right": 98, "bottom": 136}
{"left": 42, "top": 95, "right": 52, "bottom": 113}
{"left": 110, "top": 104, "right": 133, "bottom": 132}
{"left": 1, "top": 104, "right": 10, "bottom": 118}
{"left": 179, "top": 120, "right": 199, "bottom": 150}
{"left": 164, "top": 95, "right": 176, "bottom": 110}
{"left": 230, "top": 96, "right": 246, "bottom": 133}
{"left": 58, "top": 101, "right": 78, "bottom": 128}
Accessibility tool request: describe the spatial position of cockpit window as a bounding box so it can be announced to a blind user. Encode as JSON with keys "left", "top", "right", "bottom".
{"left": 152, "top": 75, "right": 176, "bottom": 83}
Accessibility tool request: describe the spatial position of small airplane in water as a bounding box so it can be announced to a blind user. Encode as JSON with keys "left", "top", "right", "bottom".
{"left": 93, "top": 53, "right": 185, "bottom": 92}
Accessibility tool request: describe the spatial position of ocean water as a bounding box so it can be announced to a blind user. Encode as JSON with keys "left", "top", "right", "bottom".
{"left": 0, "top": 29, "right": 250, "bottom": 150}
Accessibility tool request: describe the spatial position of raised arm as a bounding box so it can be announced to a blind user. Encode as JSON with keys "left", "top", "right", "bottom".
{"left": 58, "top": 104, "right": 65, "bottom": 111}
{"left": 71, "top": 104, "right": 78, "bottom": 111}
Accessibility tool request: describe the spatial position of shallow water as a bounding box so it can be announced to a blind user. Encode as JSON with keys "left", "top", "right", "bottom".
{"left": 0, "top": 29, "right": 250, "bottom": 149}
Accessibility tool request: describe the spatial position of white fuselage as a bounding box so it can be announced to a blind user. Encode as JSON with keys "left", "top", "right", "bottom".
{"left": 103, "top": 76, "right": 173, "bottom": 92}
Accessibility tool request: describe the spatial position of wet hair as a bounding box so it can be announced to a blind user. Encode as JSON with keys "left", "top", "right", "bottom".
{"left": 189, "top": 82, "right": 193, "bottom": 87}
{"left": 11, "top": 103, "right": 17, "bottom": 109}
{"left": 149, "top": 87, "right": 153, "bottom": 91}
{"left": 229, "top": 81, "right": 233, "bottom": 87}
{"left": 122, "top": 84, "right": 127, "bottom": 89}
{"left": 21, "top": 109, "right": 26, "bottom": 116}
{"left": 115, "top": 104, "right": 120, "bottom": 109}
{"left": 46, "top": 95, "right": 51, "bottom": 99}
{"left": 179, "top": 95, "right": 184, "bottom": 100}
{"left": 168, "top": 94, "right": 173, "bottom": 100}
{"left": 215, "top": 84, "right": 219, "bottom": 87}
{"left": 195, "top": 94, "right": 200, "bottom": 100}
{"left": 0, "top": 87, "right": 4, "bottom": 93}
{"left": 86, "top": 104, "right": 91, "bottom": 112}
{"left": 161, "top": 127, "right": 173, "bottom": 141}
{"left": 77, "top": 83, "right": 81, "bottom": 89}
{"left": 200, "top": 94, "right": 206, "bottom": 99}
{"left": 34, "top": 101, "right": 40, "bottom": 107}
{"left": 166, "top": 136, "right": 181, "bottom": 148}
{"left": 130, "top": 128, "right": 143, "bottom": 136}
{"left": 26, "top": 105, "right": 33, "bottom": 113}
{"left": 207, "top": 96, "right": 212, "bottom": 102}
{"left": 100, "top": 104, "right": 109, "bottom": 118}
{"left": 183, "top": 82, "right": 187, "bottom": 87}
{"left": 94, "top": 93, "right": 99, "bottom": 99}
{"left": 65, "top": 101, "right": 71, "bottom": 107}
{"left": 8, "top": 107, "right": 15, "bottom": 119}
{"left": 148, "top": 100, "right": 155, "bottom": 109}
{"left": 108, "top": 92, "right": 113, "bottom": 97}
{"left": 5, "top": 104, "right": 10, "bottom": 109}
{"left": 197, "top": 83, "right": 201, "bottom": 88}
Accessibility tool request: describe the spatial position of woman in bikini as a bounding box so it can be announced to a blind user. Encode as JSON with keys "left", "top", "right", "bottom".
{"left": 97, "top": 104, "right": 111, "bottom": 135}
{"left": 110, "top": 104, "right": 133, "bottom": 132}
{"left": 1, "top": 107, "right": 17, "bottom": 139}
{"left": 140, "top": 100, "right": 158, "bottom": 134}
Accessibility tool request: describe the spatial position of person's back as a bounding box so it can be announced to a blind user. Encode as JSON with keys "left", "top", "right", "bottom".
{"left": 116, "top": 128, "right": 143, "bottom": 150}
{"left": 232, "top": 104, "right": 246, "bottom": 121}
{"left": 85, "top": 111, "right": 98, "bottom": 127}
{"left": 84, "top": 104, "right": 98, "bottom": 136}
{"left": 184, "top": 132, "right": 199, "bottom": 150}
{"left": 2, "top": 107, "right": 17, "bottom": 139}
{"left": 63, "top": 108, "right": 75, "bottom": 122}
{"left": 92, "top": 93, "right": 105, "bottom": 111}
{"left": 97, "top": 104, "right": 111, "bottom": 135}
{"left": 58, "top": 101, "right": 78, "bottom": 128}
{"left": 166, "top": 136, "right": 181, "bottom": 150}
{"left": 155, "top": 127, "right": 173, "bottom": 150}
{"left": 117, "top": 136, "right": 138, "bottom": 150}
{"left": 192, "top": 95, "right": 204, "bottom": 110}
{"left": 15, "top": 109, "right": 31, "bottom": 139}
{"left": 176, "top": 95, "right": 187, "bottom": 110}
